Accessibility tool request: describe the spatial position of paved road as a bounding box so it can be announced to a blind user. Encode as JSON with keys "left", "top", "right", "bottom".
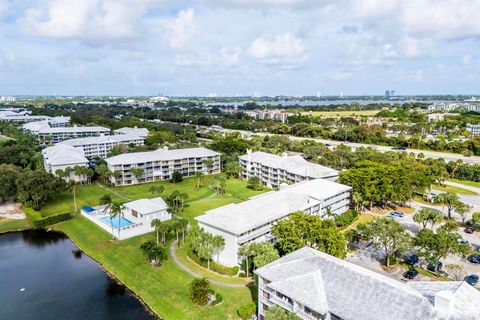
{"left": 219, "top": 128, "right": 480, "bottom": 164}
{"left": 168, "top": 240, "right": 251, "bottom": 288}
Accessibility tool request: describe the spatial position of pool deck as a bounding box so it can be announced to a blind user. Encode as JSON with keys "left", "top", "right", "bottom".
{"left": 80, "top": 206, "right": 154, "bottom": 240}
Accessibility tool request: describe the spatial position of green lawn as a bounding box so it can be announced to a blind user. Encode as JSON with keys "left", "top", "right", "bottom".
{"left": 0, "top": 218, "right": 31, "bottom": 234}
{"left": 449, "top": 179, "right": 480, "bottom": 189}
{"left": 54, "top": 216, "right": 255, "bottom": 320}
{"left": 224, "top": 178, "right": 268, "bottom": 200}
{"left": 176, "top": 244, "right": 250, "bottom": 285}
{"left": 432, "top": 184, "right": 477, "bottom": 195}
{"left": 40, "top": 184, "right": 125, "bottom": 216}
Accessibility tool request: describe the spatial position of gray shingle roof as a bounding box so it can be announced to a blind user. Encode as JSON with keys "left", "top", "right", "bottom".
{"left": 195, "top": 179, "right": 351, "bottom": 235}
{"left": 239, "top": 151, "right": 338, "bottom": 178}
{"left": 42, "top": 145, "right": 89, "bottom": 166}
{"left": 105, "top": 147, "right": 219, "bottom": 165}
{"left": 255, "top": 247, "right": 480, "bottom": 320}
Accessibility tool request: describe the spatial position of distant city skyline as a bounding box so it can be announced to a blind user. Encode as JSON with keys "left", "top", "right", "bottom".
{"left": 0, "top": 1, "right": 479, "bottom": 96}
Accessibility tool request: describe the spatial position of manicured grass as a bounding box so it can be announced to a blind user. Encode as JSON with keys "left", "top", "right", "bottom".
{"left": 182, "top": 194, "right": 242, "bottom": 224}
{"left": 432, "top": 184, "right": 477, "bottom": 195}
{"left": 449, "top": 179, "right": 480, "bottom": 189}
{"left": 175, "top": 244, "right": 250, "bottom": 285}
{"left": 342, "top": 214, "right": 374, "bottom": 232}
{"left": 0, "top": 218, "right": 31, "bottom": 234}
{"left": 40, "top": 184, "right": 125, "bottom": 216}
{"left": 301, "top": 110, "right": 380, "bottom": 117}
{"left": 224, "top": 178, "right": 267, "bottom": 200}
{"left": 399, "top": 263, "right": 450, "bottom": 281}
{"left": 54, "top": 216, "right": 254, "bottom": 320}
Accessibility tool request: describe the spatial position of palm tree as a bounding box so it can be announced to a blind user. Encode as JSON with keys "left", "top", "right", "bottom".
{"left": 67, "top": 181, "right": 78, "bottom": 214}
{"left": 180, "top": 192, "right": 189, "bottom": 211}
{"left": 212, "top": 235, "right": 225, "bottom": 264}
{"left": 178, "top": 218, "right": 189, "bottom": 245}
{"left": 194, "top": 171, "right": 204, "bottom": 190}
{"left": 109, "top": 202, "right": 122, "bottom": 240}
{"left": 151, "top": 218, "right": 163, "bottom": 245}
{"left": 149, "top": 185, "right": 164, "bottom": 197}
{"left": 131, "top": 167, "right": 144, "bottom": 183}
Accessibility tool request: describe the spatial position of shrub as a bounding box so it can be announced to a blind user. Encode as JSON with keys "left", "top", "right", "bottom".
{"left": 24, "top": 207, "right": 71, "bottom": 229}
{"left": 170, "top": 171, "right": 183, "bottom": 183}
{"left": 212, "top": 293, "right": 223, "bottom": 306}
{"left": 238, "top": 303, "right": 256, "bottom": 320}
{"left": 335, "top": 210, "right": 359, "bottom": 228}
{"left": 188, "top": 251, "right": 239, "bottom": 276}
{"left": 189, "top": 277, "right": 213, "bottom": 306}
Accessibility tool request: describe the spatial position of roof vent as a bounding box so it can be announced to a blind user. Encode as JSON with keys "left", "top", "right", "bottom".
{"left": 434, "top": 290, "right": 455, "bottom": 314}
{"left": 163, "top": 146, "right": 169, "bottom": 151}
{"left": 281, "top": 152, "right": 288, "bottom": 158}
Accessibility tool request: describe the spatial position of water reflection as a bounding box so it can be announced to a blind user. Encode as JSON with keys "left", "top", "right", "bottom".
{"left": 0, "top": 231, "right": 156, "bottom": 320}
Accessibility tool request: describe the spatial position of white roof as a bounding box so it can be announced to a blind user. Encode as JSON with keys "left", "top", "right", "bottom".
{"left": 123, "top": 197, "right": 168, "bottom": 215}
{"left": 23, "top": 120, "right": 51, "bottom": 132}
{"left": 59, "top": 134, "right": 143, "bottom": 147}
{"left": 255, "top": 247, "right": 480, "bottom": 320}
{"left": 239, "top": 151, "right": 338, "bottom": 179}
{"left": 49, "top": 116, "right": 71, "bottom": 124}
{"left": 37, "top": 126, "right": 110, "bottom": 134}
{"left": 105, "top": 147, "right": 219, "bottom": 165}
{"left": 195, "top": 179, "right": 351, "bottom": 235}
{"left": 42, "top": 145, "right": 89, "bottom": 166}
{"left": 114, "top": 127, "right": 149, "bottom": 137}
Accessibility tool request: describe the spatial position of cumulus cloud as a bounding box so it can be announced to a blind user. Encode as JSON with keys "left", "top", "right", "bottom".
{"left": 19, "top": 0, "right": 150, "bottom": 41}
{"left": 163, "top": 8, "right": 195, "bottom": 50}
{"left": 174, "top": 47, "right": 241, "bottom": 68}
{"left": 248, "top": 34, "right": 308, "bottom": 68}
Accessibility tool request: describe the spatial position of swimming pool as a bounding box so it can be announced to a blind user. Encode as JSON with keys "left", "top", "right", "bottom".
{"left": 100, "top": 216, "right": 134, "bottom": 228}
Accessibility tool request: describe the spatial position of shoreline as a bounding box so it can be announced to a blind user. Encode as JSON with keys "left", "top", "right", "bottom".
{"left": 50, "top": 227, "right": 162, "bottom": 320}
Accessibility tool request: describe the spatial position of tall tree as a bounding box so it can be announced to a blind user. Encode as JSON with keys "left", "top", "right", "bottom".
{"left": 0, "top": 164, "right": 20, "bottom": 203}
{"left": 433, "top": 192, "right": 460, "bottom": 219}
{"left": 194, "top": 171, "right": 204, "bottom": 190}
{"left": 360, "top": 217, "right": 412, "bottom": 267}
{"left": 271, "top": 211, "right": 346, "bottom": 258}
{"left": 140, "top": 240, "right": 167, "bottom": 267}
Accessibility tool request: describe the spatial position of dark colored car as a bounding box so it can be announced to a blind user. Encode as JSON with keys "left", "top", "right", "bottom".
{"left": 464, "top": 227, "right": 474, "bottom": 234}
{"left": 405, "top": 255, "right": 419, "bottom": 266}
{"left": 403, "top": 269, "right": 419, "bottom": 280}
{"left": 465, "top": 274, "right": 479, "bottom": 286}
{"left": 389, "top": 211, "right": 405, "bottom": 218}
{"left": 427, "top": 261, "right": 443, "bottom": 272}
{"left": 468, "top": 254, "right": 480, "bottom": 264}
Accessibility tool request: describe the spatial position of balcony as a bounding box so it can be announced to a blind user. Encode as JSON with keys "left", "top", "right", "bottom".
{"left": 238, "top": 225, "right": 272, "bottom": 244}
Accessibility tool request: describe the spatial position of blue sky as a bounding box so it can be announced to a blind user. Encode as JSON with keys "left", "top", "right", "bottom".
{"left": 0, "top": 0, "right": 479, "bottom": 96}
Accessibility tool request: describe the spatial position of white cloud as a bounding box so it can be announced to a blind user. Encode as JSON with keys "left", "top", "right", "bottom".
{"left": 174, "top": 47, "right": 241, "bottom": 68}
{"left": 462, "top": 54, "right": 472, "bottom": 65}
{"left": 248, "top": 34, "right": 308, "bottom": 67}
{"left": 163, "top": 8, "right": 195, "bottom": 50}
{"left": 19, "top": 0, "right": 149, "bottom": 41}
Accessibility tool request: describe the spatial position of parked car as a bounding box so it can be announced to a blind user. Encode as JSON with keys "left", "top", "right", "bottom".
{"left": 427, "top": 261, "right": 443, "bottom": 272}
{"left": 464, "top": 227, "right": 474, "bottom": 234}
{"left": 465, "top": 274, "right": 479, "bottom": 286}
{"left": 405, "top": 255, "right": 419, "bottom": 266}
{"left": 458, "top": 239, "right": 469, "bottom": 245}
{"left": 468, "top": 254, "right": 480, "bottom": 264}
{"left": 403, "top": 269, "right": 419, "bottom": 280}
{"left": 389, "top": 211, "right": 405, "bottom": 218}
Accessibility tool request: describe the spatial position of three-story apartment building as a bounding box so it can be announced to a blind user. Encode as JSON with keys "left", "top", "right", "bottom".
{"left": 255, "top": 246, "right": 480, "bottom": 320}
{"left": 59, "top": 134, "right": 144, "bottom": 158}
{"left": 105, "top": 147, "right": 221, "bottom": 186}
{"left": 196, "top": 179, "right": 351, "bottom": 267}
{"left": 239, "top": 151, "right": 339, "bottom": 188}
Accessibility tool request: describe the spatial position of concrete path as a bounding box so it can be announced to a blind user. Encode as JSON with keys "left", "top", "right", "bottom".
{"left": 168, "top": 240, "right": 251, "bottom": 288}
{"left": 444, "top": 180, "right": 480, "bottom": 194}
{"left": 96, "top": 183, "right": 132, "bottom": 201}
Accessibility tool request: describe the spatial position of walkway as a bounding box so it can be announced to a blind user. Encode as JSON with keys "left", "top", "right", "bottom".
{"left": 444, "top": 180, "right": 480, "bottom": 195}
{"left": 96, "top": 183, "right": 132, "bottom": 201}
{"left": 168, "top": 240, "right": 251, "bottom": 288}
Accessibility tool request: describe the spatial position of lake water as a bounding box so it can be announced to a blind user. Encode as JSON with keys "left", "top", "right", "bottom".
{"left": 0, "top": 230, "right": 156, "bottom": 320}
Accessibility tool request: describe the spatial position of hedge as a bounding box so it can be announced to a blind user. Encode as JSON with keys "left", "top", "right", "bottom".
{"left": 24, "top": 207, "right": 72, "bottom": 229}
{"left": 188, "top": 251, "right": 240, "bottom": 276}
{"left": 335, "top": 210, "right": 359, "bottom": 228}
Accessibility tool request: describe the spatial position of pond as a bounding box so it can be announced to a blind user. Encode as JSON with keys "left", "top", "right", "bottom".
{"left": 0, "top": 230, "right": 156, "bottom": 320}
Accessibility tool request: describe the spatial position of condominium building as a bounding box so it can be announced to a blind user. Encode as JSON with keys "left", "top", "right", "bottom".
{"left": 59, "top": 134, "right": 144, "bottom": 158}
{"left": 42, "top": 144, "right": 89, "bottom": 183}
{"left": 255, "top": 246, "right": 480, "bottom": 320}
{"left": 23, "top": 121, "right": 110, "bottom": 144}
{"left": 239, "top": 151, "right": 339, "bottom": 188}
{"left": 105, "top": 147, "right": 221, "bottom": 186}
{"left": 114, "top": 126, "right": 149, "bottom": 138}
{"left": 244, "top": 109, "right": 292, "bottom": 123}
{"left": 196, "top": 179, "right": 351, "bottom": 267}
{"left": 0, "top": 109, "right": 70, "bottom": 126}
{"left": 466, "top": 123, "right": 480, "bottom": 137}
